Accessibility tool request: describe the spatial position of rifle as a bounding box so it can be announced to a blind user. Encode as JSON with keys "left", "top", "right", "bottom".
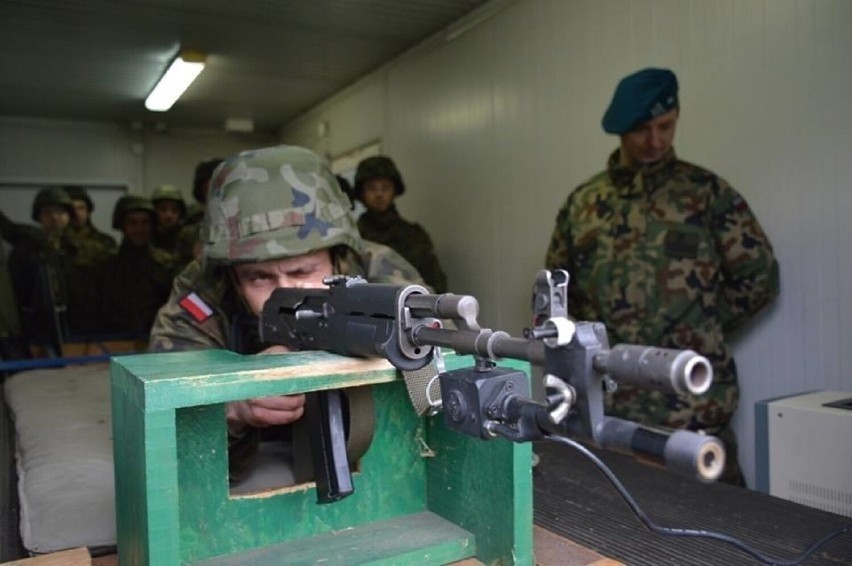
{"left": 259, "top": 269, "right": 724, "bottom": 503}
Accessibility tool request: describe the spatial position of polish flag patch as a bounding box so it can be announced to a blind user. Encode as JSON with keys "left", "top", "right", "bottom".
{"left": 179, "top": 292, "right": 214, "bottom": 323}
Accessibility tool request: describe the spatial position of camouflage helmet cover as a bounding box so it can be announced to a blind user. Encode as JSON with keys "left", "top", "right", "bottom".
{"left": 203, "top": 145, "right": 362, "bottom": 264}
{"left": 112, "top": 195, "right": 155, "bottom": 230}
{"left": 151, "top": 184, "right": 187, "bottom": 217}
{"left": 353, "top": 156, "right": 405, "bottom": 200}
{"left": 32, "top": 187, "right": 74, "bottom": 221}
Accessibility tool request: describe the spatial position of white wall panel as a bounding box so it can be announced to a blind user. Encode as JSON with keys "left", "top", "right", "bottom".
{"left": 0, "top": 117, "right": 273, "bottom": 204}
{"left": 281, "top": 80, "right": 386, "bottom": 159}
{"left": 281, "top": 0, "right": 852, "bottom": 488}
{"left": 0, "top": 118, "right": 140, "bottom": 189}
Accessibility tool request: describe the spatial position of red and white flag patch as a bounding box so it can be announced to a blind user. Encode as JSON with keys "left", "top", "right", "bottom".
{"left": 179, "top": 292, "right": 214, "bottom": 323}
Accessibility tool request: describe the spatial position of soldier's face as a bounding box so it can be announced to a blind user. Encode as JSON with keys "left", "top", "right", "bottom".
{"left": 232, "top": 249, "right": 334, "bottom": 315}
{"left": 122, "top": 211, "right": 152, "bottom": 247}
{"left": 361, "top": 178, "right": 396, "bottom": 213}
{"left": 155, "top": 200, "right": 182, "bottom": 229}
{"left": 38, "top": 204, "right": 70, "bottom": 233}
{"left": 71, "top": 200, "right": 89, "bottom": 228}
{"left": 619, "top": 109, "right": 678, "bottom": 166}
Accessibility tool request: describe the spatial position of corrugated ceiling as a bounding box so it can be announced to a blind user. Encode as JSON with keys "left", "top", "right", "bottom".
{"left": 0, "top": 0, "right": 490, "bottom": 134}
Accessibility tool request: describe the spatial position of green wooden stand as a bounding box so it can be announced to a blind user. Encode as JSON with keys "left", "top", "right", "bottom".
{"left": 111, "top": 350, "right": 533, "bottom": 565}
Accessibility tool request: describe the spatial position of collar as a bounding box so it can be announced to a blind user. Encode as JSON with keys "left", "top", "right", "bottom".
{"left": 359, "top": 205, "right": 401, "bottom": 228}
{"left": 606, "top": 147, "right": 678, "bottom": 196}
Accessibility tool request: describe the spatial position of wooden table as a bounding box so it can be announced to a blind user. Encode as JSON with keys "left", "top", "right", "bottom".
{"left": 532, "top": 440, "right": 852, "bottom": 565}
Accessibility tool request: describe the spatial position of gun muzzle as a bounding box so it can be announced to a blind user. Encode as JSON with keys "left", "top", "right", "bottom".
{"left": 594, "top": 345, "right": 713, "bottom": 396}
{"left": 598, "top": 417, "right": 725, "bottom": 482}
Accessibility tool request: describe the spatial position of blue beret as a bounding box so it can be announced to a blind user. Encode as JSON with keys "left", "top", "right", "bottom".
{"left": 601, "top": 68, "right": 679, "bottom": 134}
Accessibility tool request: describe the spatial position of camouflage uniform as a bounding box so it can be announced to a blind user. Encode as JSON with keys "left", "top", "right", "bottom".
{"left": 150, "top": 184, "right": 187, "bottom": 255}
{"left": 354, "top": 156, "right": 448, "bottom": 293}
{"left": 97, "top": 195, "right": 176, "bottom": 339}
{"left": 70, "top": 223, "right": 117, "bottom": 258}
{"left": 64, "top": 186, "right": 117, "bottom": 260}
{"left": 147, "top": 145, "right": 425, "bottom": 481}
{"left": 6, "top": 190, "right": 107, "bottom": 348}
{"left": 545, "top": 148, "right": 779, "bottom": 483}
{"left": 358, "top": 206, "right": 447, "bottom": 293}
{"left": 149, "top": 242, "right": 423, "bottom": 353}
{"left": 97, "top": 241, "right": 175, "bottom": 339}
{"left": 151, "top": 147, "right": 424, "bottom": 352}
{"left": 0, "top": 243, "right": 26, "bottom": 365}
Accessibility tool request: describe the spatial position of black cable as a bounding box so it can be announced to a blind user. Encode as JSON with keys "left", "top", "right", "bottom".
{"left": 544, "top": 433, "right": 852, "bottom": 565}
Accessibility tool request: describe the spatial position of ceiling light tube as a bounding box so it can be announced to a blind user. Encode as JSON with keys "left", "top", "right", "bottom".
{"left": 145, "top": 50, "right": 206, "bottom": 112}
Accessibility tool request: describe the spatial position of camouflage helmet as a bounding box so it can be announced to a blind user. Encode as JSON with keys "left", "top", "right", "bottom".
{"left": 203, "top": 145, "right": 362, "bottom": 265}
{"left": 150, "top": 184, "right": 187, "bottom": 217}
{"left": 112, "top": 195, "right": 155, "bottom": 230}
{"left": 353, "top": 156, "right": 405, "bottom": 200}
{"left": 64, "top": 186, "right": 94, "bottom": 212}
{"left": 31, "top": 187, "right": 74, "bottom": 221}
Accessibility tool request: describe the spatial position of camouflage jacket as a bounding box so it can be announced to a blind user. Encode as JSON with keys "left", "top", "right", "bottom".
{"left": 358, "top": 206, "right": 447, "bottom": 293}
{"left": 7, "top": 225, "right": 114, "bottom": 342}
{"left": 148, "top": 241, "right": 425, "bottom": 353}
{"left": 152, "top": 225, "right": 182, "bottom": 254}
{"left": 70, "top": 223, "right": 117, "bottom": 261}
{"left": 545, "top": 148, "right": 779, "bottom": 431}
{"left": 96, "top": 241, "right": 176, "bottom": 339}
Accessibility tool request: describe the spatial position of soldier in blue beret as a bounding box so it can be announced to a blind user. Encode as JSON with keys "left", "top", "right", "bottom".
{"left": 545, "top": 67, "right": 780, "bottom": 486}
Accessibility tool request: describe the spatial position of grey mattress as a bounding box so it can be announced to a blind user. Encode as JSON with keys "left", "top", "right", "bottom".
{"left": 3, "top": 365, "right": 115, "bottom": 553}
{"left": 3, "top": 363, "right": 297, "bottom": 554}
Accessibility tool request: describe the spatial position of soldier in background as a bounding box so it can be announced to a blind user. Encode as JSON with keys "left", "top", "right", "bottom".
{"left": 97, "top": 195, "right": 176, "bottom": 339}
{"left": 1, "top": 208, "right": 53, "bottom": 357}
{"left": 0, "top": 241, "right": 26, "bottom": 366}
{"left": 544, "top": 68, "right": 779, "bottom": 485}
{"left": 149, "top": 145, "right": 424, "bottom": 480}
{"left": 175, "top": 158, "right": 224, "bottom": 269}
{"left": 7, "top": 188, "right": 103, "bottom": 352}
{"left": 64, "top": 186, "right": 117, "bottom": 258}
{"left": 150, "top": 184, "right": 187, "bottom": 255}
{"left": 353, "top": 156, "right": 448, "bottom": 293}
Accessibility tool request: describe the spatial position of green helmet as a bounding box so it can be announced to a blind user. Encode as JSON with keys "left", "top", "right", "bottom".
{"left": 31, "top": 187, "right": 74, "bottom": 221}
{"left": 112, "top": 195, "right": 155, "bottom": 230}
{"left": 64, "top": 186, "right": 94, "bottom": 212}
{"left": 203, "top": 145, "right": 362, "bottom": 264}
{"left": 151, "top": 184, "right": 187, "bottom": 217}
{"left": 193, "top": 158, "right": 225, "bottom": 204}
{"left": 353, "top": 156, "right": 405, "bottom": 200}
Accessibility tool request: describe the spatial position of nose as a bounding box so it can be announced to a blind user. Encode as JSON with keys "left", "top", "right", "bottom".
{"left": 648, "top": 128, "right": 663, "bottom": 149}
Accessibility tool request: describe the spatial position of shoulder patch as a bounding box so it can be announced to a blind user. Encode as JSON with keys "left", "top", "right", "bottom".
{"left": 179, "top": 292, "right": 214, "bottom": 323}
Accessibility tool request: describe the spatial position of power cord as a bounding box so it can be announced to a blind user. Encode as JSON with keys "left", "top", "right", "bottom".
{"left": 545, "top": 433, "right": 852, "bottom": 565}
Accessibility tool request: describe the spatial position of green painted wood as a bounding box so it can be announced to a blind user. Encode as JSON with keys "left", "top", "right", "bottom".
{"left": 195, "top": 512, "right": 476, "bottom": 566}
{"left": 176, "top": 381, "right": 427, "bottom": 563}
{"left": 113, "top": 350, "right": 400, "bottom": 411}
{"left": 426, "top": 356, "right": 535, "bottom": 565}
{"left": 111, "top": 350, "right": 534, "bottom": 565}
{"left": 112, "top": 363, "right": 182, "bottom": 565}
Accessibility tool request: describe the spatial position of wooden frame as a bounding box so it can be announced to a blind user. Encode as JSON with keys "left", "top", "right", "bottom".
{"left": 111, "top": 349, "right": 533, "bottom": 565}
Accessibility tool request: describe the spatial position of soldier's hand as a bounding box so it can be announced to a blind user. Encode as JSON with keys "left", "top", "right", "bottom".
{"left": 226, "top": 344, "right": 302, "bottom": 435}
{"left": 226, "top": 394, "right": 306, "bottom": 435}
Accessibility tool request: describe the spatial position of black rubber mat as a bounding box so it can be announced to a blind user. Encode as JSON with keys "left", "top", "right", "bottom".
{"left": 533, "top": 440, "right": 852, "bottom": 565}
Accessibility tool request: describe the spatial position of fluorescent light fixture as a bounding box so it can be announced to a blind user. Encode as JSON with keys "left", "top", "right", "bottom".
{"left": 145, "top": 50, "right": 206, "bottom": 112}
{"left": 224, "top": 117, "right": 254, "bottom": 133}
